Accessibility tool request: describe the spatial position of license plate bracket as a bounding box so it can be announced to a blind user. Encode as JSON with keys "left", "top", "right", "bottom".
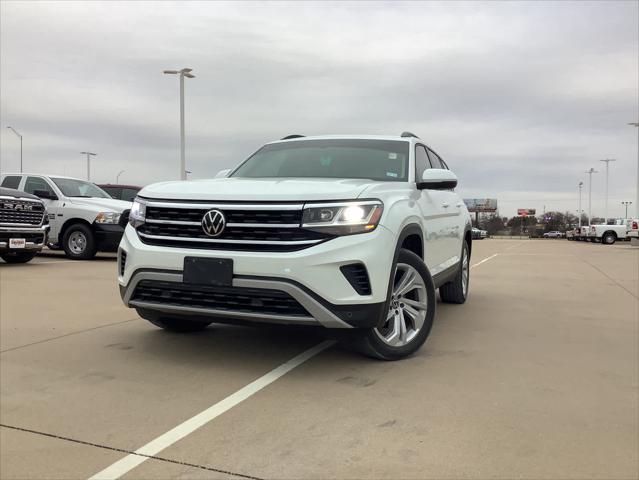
{"left": 183, "top": 257, "right": 233, "bottom": 286}
{"left": 9, "top": 238, "right": 26, "bottom": 249}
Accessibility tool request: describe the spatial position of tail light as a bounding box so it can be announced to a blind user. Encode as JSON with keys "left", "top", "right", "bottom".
{"left": 633, "top": 221, "right": 638, "bottom": 230}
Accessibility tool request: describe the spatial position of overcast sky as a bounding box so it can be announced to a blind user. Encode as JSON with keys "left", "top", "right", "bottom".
{"left": 1, "top": 1, "right": 637, "bottom": 217}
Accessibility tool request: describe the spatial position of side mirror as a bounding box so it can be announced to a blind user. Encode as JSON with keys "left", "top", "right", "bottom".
{"left": 215, "top": 169, "right": 231, "bottom": 178}
{"left": 417, "top": 169, "right": 458, "bottom": 190}
{"left": 33, "top": 189, "right": 58, "bottom": 200}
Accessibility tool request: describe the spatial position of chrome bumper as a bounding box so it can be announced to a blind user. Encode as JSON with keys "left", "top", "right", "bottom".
{"left": 0, "top": 225, "right": 49, "bottom": 250}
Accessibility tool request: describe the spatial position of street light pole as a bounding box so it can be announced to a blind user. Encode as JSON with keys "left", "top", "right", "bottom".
{"left": 578, "top": 181, "right": 583, "bottom": 228}
{"left": 80, "top": 152, "right": 97, "bottom": 181}
{"left": 116, "top": 170, "right": 125, "bottom": 183}
{"left": 599, "top": 158, "right": 616, "bottom": 224}
{"left": 585, "top": 168, "right": 597, "bottom": 226}
{"left": 6, "top": 126, "right": 23, "bottom": 173}
{"left": 630, "top": 123, "right": 639, "bottom": 218}
{"left": 621, "top": 201, "right": 632, "bottom": 219}
{"left": 164, "top": 68, "right": 195, "bottom": 180}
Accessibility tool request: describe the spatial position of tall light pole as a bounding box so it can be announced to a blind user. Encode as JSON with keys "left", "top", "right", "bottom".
{"left": 6, "top": 126, "right": 22, "bottom": 173}
{"left": 164, "top": 68, "right": 195, "bottom": 180}
{"left": 578, "top": 181, "right": 583, "bottom": 228}
{"left": 585, "top": 168, "right": 597, "bottom": 226}
{"left": 599, "top": 158, "right": 616, "bottom": 224}
{"left": 621, "top": 201, "right": 632, "bottom": 219}
{"left": 630, "top": 122, "right": 638, "bottom": 217}
{"left": 80, "top": 151, "right": 97, "bottom": 181}
{"left": 116, "top": 170, "right": 125, "bottom": 183}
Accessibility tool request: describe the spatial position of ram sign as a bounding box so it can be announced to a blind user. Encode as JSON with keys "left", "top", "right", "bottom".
{"left": 463, "top": 198, "right": 498, "bottom": 213}
{"left": 517, "top": 208, "right": 537, "bottom": 216}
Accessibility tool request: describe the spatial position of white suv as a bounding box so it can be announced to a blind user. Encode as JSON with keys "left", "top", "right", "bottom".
{"left": 118, "top": 133, "right": 472, "bottom": 359}
{"left": 0, "top": 174, "right": 131, "bottom": 259}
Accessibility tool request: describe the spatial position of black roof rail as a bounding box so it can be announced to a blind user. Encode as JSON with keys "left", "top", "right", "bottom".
{"left": 280, "top": 134, "right": 305, "bottom": 140}
{"left": 400, "top": 131, "right": 419, "bottom": 138}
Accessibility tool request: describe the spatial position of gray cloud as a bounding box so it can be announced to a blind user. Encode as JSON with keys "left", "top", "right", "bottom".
{"left": 1, "top": 0, "right": 637, "bottom": 217}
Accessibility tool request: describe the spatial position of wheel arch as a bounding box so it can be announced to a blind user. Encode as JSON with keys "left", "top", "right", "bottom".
{"left": 60, "top": 218, "right": 94, "bottom": 241}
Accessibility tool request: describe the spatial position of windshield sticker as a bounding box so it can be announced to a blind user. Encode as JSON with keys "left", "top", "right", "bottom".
{"left": 388, "top": 152, "right": 397, "bottom": 159}
{"left": 386, "top": 172, "right": 398, "bottom": 178}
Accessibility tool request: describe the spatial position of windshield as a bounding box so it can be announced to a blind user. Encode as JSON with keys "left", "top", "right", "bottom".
{"left": 51, "top": 178, "right": 111, "bottom": 198}
{"left": 231, "top": 139, "right": 409, "bottom": 182}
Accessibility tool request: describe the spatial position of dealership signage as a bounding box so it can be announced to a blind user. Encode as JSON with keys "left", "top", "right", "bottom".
{"left": 517, "top": 208, "right": 537, "bottom": 216}
{"left": 463, "top": 198, "right": 498, "bottom": 213}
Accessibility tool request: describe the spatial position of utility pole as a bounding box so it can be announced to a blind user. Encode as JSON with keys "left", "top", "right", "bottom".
{"left": 622, "top": 201, "right": 632, "bottom": 219}
{"left": 585, "top": 168, "right": 597, "bottom": 226}
{"left": 599, "top": 158, "right": 616, "bottom": 224}
{"left": 630, "top": 123, "right": 639, "bottom": 218}
{"left": 578, "top": 181, "right": 583, "bottom": 228}
{"left": 116, "top": 170, "right": 125, "bottom": 183}
{"left": 80, "top": 152, "right": 97, "bottom": 181}
{"left": 163, "top": 68, "right": 195, "bottom": 180}
{"left": 6, "top": 126, "right": 23, "bottom": 173}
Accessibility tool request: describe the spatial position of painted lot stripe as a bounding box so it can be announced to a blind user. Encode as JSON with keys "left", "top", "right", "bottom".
{"left": 470, "top": 253, "right": 499, "bottom": 269}
{"left": 88, "top": 340, "right": 336, "bottom": 480}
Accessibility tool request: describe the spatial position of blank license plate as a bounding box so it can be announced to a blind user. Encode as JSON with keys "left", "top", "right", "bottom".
{"left": 183, "top": 257, "right": 233, "bottom": 286}
{"left": 9, "top": 238, "right": 26, "bottom": 249}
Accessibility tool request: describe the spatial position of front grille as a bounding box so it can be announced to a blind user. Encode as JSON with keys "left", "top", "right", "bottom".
{"left": 131, "top": 280, "right": 310, "bottom": 317}
{"left": 0, "top": 231, "right": 45, "bottom": 244}
{"left": 137, "top": 201, "right": 333, "bottom": 252}
{"left": 340, "top": 263, "right": 372, "bottom": 295}
{"left": 0, "top": 200, "right": 45, "bottom": 226}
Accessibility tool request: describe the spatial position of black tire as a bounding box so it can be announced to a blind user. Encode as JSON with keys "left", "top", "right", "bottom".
{"left": 440, "top": 240, "right": 470, "bottom": 304}
{"left": 0, "top": 251, "right": 38, "bottom": 264}
{"left": 62, "top": 223, "right": 97, "bottom": 260}
{"left": 353, "top": 249, "right": 436, "bottom": 361}
{"left": 136, "top": 308, "right": 211, "bottom": 333}
{"left": 602, "top": 232, "right": 616, "bottom": 245}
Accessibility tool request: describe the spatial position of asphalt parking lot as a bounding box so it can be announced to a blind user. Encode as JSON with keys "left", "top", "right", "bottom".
{"left": 1, "top": 239, "right": 637, "bottom": 480}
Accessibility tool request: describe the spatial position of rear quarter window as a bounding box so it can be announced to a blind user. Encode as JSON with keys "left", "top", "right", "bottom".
{"left": 1, "top": 176, "right": 22, "bottom": 189}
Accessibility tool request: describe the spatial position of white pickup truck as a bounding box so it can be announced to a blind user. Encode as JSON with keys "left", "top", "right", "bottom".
{"left": 0, "top": 174, "right": 131, "bottom": 259}
{"left": 588, "top": 219, "right": 630, "bottom": 245}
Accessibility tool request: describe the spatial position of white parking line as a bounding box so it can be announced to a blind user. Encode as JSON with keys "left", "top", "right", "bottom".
{"left": 88, "top": 340, "right": 336, "bottom": 480}
{"left": 470, "top": 253, "right": 499, "bottom": 269}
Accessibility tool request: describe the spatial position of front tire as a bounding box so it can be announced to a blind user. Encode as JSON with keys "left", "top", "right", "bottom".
{"left": 62, "top": 223, "right": 97, "bottom": 260}
{"left": 440, "top": 240, "right": 470, "bottom": 304}
{"left": 354, "top": 249, "right": 436, "bottom": 360}
{"left": 136, "top": 308, "right": 211, "bottom": 333}
{"left": 602, "top": 232, "right": 616, "bottom": 245}
{"left": 1, "top": 251, "right": 38, "bottom": 264}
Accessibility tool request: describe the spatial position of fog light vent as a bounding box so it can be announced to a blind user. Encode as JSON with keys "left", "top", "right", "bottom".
{"left": 340, "top": 263, "right": 372, "bottom": 295}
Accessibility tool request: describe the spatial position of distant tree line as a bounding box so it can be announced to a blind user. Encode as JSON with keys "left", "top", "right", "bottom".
{"left": 473, "top": 211, "right": 605, "bottom": 236}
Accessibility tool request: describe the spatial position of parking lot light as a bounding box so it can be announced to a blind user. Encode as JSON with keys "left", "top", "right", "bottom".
{"left": 164, "top": 68, "right": 196, "bottom": 181}
{"left": 585, "top": 168, "right": 597, "bottom": 226}
{"left": 6, "top": 126, "right": 22, "bottom": 173}
{"left": 80, "top": 151, "right": 97, "bottom": 181}
{"left": 599, "top": 158, "right": 616, "bottom": 224}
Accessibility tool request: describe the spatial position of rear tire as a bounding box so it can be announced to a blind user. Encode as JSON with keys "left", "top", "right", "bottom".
{"left": 62, "top": 223, "right": 97, "bottom": 260}
{"left": 1, "top": 251, "right": 38, "bottom": 264}
{"left": 353, "top": 249, "right": 436, "bottom": 360}
{"left": 440, "top": 240, "right": 470, "bottom": 304}
{"left": 136, "top": 308, "right": 211, "bottom": 333}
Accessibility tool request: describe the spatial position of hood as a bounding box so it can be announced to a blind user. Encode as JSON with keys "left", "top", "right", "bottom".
{"left": 139, "top": 178, "right": 382, "bottom": 201}
{"left": 0, "top": 187, "right": 42, "bottom": 201}
{"left": 68, "top": 197, "right": 131, "bottom": 212}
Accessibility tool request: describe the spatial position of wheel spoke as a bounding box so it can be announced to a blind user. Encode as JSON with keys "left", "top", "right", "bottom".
{"left": 398, "top": 310, "right": 408, "bottom": 344}
{"left": 403, "top": 304, "right": 425, "bottom": 330}
{"left": 393, "top": 266, "right": 413, "bottom": 296}
{"left": 402, "top": 298, "right": 428, "bottom": 311}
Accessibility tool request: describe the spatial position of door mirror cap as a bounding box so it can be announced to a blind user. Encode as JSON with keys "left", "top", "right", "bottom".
{"left": 417, "top": 169, "right": 458, "bottom": 190}
{"left": 33, "top": 189, "right": 58, "bottom": 200}
{"left": 215, "top": 169, "right": 231, "bottom": 178}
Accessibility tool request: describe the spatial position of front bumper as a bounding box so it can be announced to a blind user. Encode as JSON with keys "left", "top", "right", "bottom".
{"left": 93, "top": 223, "right": 125, "bottom": 252}
{"left": 0, "top": 225, "right": 49, "bottom": 252}
{"left": 118, "top": 224, "right": 396, "bottom": 329}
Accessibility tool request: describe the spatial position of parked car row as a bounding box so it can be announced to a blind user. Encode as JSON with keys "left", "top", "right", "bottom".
{"left": 566, "top": 218, "right": 639, "bottom": 244}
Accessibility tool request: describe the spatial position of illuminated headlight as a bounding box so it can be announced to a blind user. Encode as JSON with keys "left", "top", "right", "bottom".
{"left": 128, "top": 198, "right": 146, "bottom": 228}
{"left": 302, "top": 201, "right": 383, "bottom": 235}
{"left": 95, "top": 212, "right": 122, "bottom": 224}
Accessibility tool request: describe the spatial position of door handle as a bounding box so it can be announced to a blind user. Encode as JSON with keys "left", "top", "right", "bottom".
{"left": 442, "top": 203, "right": 450, "bottom": 208}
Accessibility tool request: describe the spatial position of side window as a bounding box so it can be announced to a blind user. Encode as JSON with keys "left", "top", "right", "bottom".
{"left": 121, "top": 188, "right": 139, "bottom": 202}
{"left": 24, "top": 176, "right": 55, "bottom": 196}
{"left": 427, "top": 149, "right": 446, "bottom": 169}
{"left": 415, "top": 145, "right": 431, "bottom": 182}
{"left": 102, "top": 187, "right": 120, "bottom": 199}
{"left": 1, "top": 175, "right": 22, "bottom": 189}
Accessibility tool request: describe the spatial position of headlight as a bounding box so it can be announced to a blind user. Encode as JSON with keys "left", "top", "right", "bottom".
{"left": 301, "top": 200, "right": 383, "bottom": 235}
{"left": 129, "top": 198, "right": 146, "bottom": 228}
{"left": 95, "top": 212, "right": 121, "bottom": 224}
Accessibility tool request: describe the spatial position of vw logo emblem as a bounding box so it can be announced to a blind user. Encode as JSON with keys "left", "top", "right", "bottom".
{"left": 201, "top": 209, "right": 226, "bottom": 237}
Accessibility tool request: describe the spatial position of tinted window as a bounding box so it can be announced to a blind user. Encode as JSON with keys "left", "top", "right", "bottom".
{"left": 50, "top": 178, "right": 110, "bottom": 198}
{"left": 101, "top": 187, "right": 121, "bottom": 199}
{"left": 415, "top": 145, "right": 431, "bottom": 181}
{"left": 1, "top": 175, "right": 22, "bottom": 189}
{"left": 121, "top": 188, "right": 140, "bottom": 202}
{"left": 232, "top": 139, "right": 410, "bottom": 182}
{"left": 427, "top": 149, "right": 445, "bottom": 169}
{"left": 24, "top": 176, "right": 55, "bottom": 196}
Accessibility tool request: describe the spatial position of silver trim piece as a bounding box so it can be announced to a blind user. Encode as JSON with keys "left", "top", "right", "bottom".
{"left": 0, "top": 225, "right": 49, "bottom": 233}
{"left": 144, "top": 201, "right": 304, "bottom": 210}
{"left": 138, "top": 231, "right": 321, "bottom": 246}
{"left": 302, "top": 200, "right": 381, "bottom": 208}
{"left": 145, "top": 219, "right": 300, "bottom": 228}
{"left": 146, "top": 219, "right": 201, "bottom": 226}
{"left": 122, "top": 271, "right": 353, "bottom": 329}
